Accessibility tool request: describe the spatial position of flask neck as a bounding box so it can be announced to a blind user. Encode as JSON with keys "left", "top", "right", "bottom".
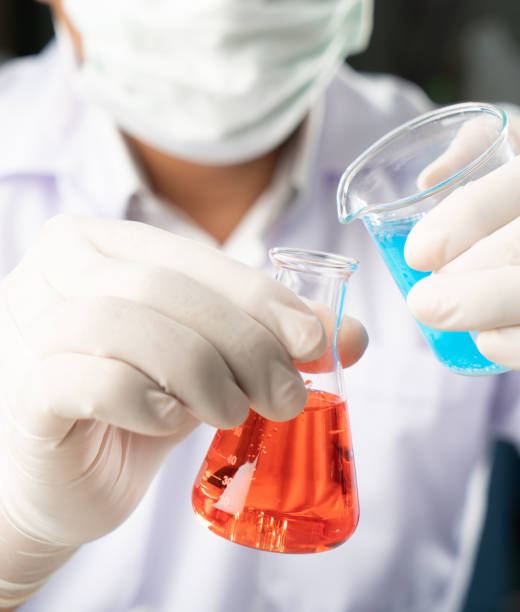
{"left": 269, "top": 248, "right": 357, "bottom": 391}
{"left": 270, "top": 248, "right": 357, "bottom": 318}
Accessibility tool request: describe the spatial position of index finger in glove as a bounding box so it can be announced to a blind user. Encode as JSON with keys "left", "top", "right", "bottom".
{"left": 42, "top": 216, "right": 325, "bottom": 363}
{"left": 434, "top": 215, "right": 520, "bottom": 274}
{"left": 405, "top": 155, "right": 520, "bottom": 272}
{"left": 27, "top": 221, "right": 313, "bottom": 421}
{"left": 407, "top": 267, "right": 520, "bottom": 331}
{"left": 28, "top": 295, "right": 252, "bottom": 430}
{"left": 13, "top": 352, "right": 200, "bottom": 440}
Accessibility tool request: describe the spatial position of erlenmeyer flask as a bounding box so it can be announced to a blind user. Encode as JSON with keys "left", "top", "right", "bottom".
{"left": 192, "top": 248, "right": 359, "bottom": 554}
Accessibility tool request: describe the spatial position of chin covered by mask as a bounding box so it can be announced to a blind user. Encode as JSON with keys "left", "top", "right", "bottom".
{"left": 61, "top": 0, "right": 373, "bottom": 165}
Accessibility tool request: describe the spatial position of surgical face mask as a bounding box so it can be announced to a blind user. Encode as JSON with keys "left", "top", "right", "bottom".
{"left": 62, "top": 0, "right": 373, "bottom": 165}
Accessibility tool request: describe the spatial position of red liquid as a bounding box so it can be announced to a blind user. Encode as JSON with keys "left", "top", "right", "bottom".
{"left": 192, "top": 390, "right": 359, "bottom": 553}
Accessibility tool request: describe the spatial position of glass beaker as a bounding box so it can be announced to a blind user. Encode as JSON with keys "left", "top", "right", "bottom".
{"left": 192, "top": 248, "right": 359, "bottom": 554}
{"left": 337, "top": 102, "right": 515, "bottom": 376}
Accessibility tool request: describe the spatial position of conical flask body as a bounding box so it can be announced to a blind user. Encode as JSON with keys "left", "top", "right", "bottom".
{"left": 192, "top": 249, "right": 359, "bottom": 553}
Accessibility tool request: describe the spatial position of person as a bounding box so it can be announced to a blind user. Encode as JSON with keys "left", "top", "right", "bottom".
{"left": 0, "top": 1, "right": 519, "bottom": 610}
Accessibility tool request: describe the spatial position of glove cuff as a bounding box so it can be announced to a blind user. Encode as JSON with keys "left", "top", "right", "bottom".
{"left": 0, "top": 577, "right": 50, "bottom": 609}
{"left": 0, "top": 504, "right": 77, "bottom": 608}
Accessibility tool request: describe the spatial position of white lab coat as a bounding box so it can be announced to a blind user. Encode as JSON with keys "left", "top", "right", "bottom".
{"left": 1, "top": 45, "right": 519, "bottom": 612}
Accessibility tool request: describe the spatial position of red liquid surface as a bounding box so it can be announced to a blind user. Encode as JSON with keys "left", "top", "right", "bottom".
{"left": 192, "top": 390, "right": 359, "bottom": 553}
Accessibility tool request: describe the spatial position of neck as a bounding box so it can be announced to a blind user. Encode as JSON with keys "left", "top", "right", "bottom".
{"left": 125, "top": 136, "right": 285, "bottom": 244}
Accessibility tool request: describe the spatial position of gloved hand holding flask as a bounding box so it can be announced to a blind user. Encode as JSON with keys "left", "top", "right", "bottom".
{"left": 0, "top": 216, "right": 367, "bottom": 608}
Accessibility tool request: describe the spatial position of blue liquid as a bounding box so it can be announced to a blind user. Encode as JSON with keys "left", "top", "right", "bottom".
{"left": 365, "top": 218, "right": 507, "bottom": 376}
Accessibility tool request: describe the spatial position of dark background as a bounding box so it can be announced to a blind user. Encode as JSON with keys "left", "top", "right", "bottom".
{"left": 1, "top": 1, "right": 519, "bottom": 611}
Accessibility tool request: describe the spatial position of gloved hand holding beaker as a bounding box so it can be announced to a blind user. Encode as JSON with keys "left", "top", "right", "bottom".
{"left": 0, "top": 215, "right": 367, "bottom": 607}
{"left": 405, "top": 113, "right": 520, "bottom": 370}
{"left": 337, "top": 102, "right": 517, "bottom": 375}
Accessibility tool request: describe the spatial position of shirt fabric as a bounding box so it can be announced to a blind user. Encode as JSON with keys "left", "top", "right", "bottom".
{"left": 1, "top": 44, "right": 520, "bottom": 612}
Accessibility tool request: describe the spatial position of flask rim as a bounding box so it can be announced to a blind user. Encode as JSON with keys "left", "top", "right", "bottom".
{"left": 269, "top": 247, "right": 358, "bottom": 277}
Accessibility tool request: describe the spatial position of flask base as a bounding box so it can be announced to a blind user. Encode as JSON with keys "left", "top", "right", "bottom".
{"left": 192, "top": 390, "right": 359, "bottom": 554}
{"left": 192, "top": 502, "right": 358, "bottom": 554}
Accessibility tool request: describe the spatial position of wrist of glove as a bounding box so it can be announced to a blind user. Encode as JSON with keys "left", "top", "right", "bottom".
{"left": 0, "top": 504, "right": 76, "bottom": 608}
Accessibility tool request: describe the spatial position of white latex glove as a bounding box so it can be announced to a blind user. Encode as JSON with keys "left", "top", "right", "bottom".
{"left": 405, "top": 112, "right": 520, "bottom": 370}
{"left": 0, "top": 215, "right": 367, "bottom": 608}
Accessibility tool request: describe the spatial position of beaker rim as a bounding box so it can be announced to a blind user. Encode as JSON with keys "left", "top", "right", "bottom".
{"left": 269, "top": 247, "right": 358, "bottom": 276}
{"left": 337, "top": 102, "right": 508, "bottom": 222}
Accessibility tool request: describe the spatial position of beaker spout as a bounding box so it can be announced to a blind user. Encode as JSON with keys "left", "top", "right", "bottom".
{"left": 337, "top": 173, "right": 369, "bottom": 224}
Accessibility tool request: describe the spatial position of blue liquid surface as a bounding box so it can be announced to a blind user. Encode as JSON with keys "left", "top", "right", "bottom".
{"left": 365, "top": 218, "right": 507, "bottom": 376}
